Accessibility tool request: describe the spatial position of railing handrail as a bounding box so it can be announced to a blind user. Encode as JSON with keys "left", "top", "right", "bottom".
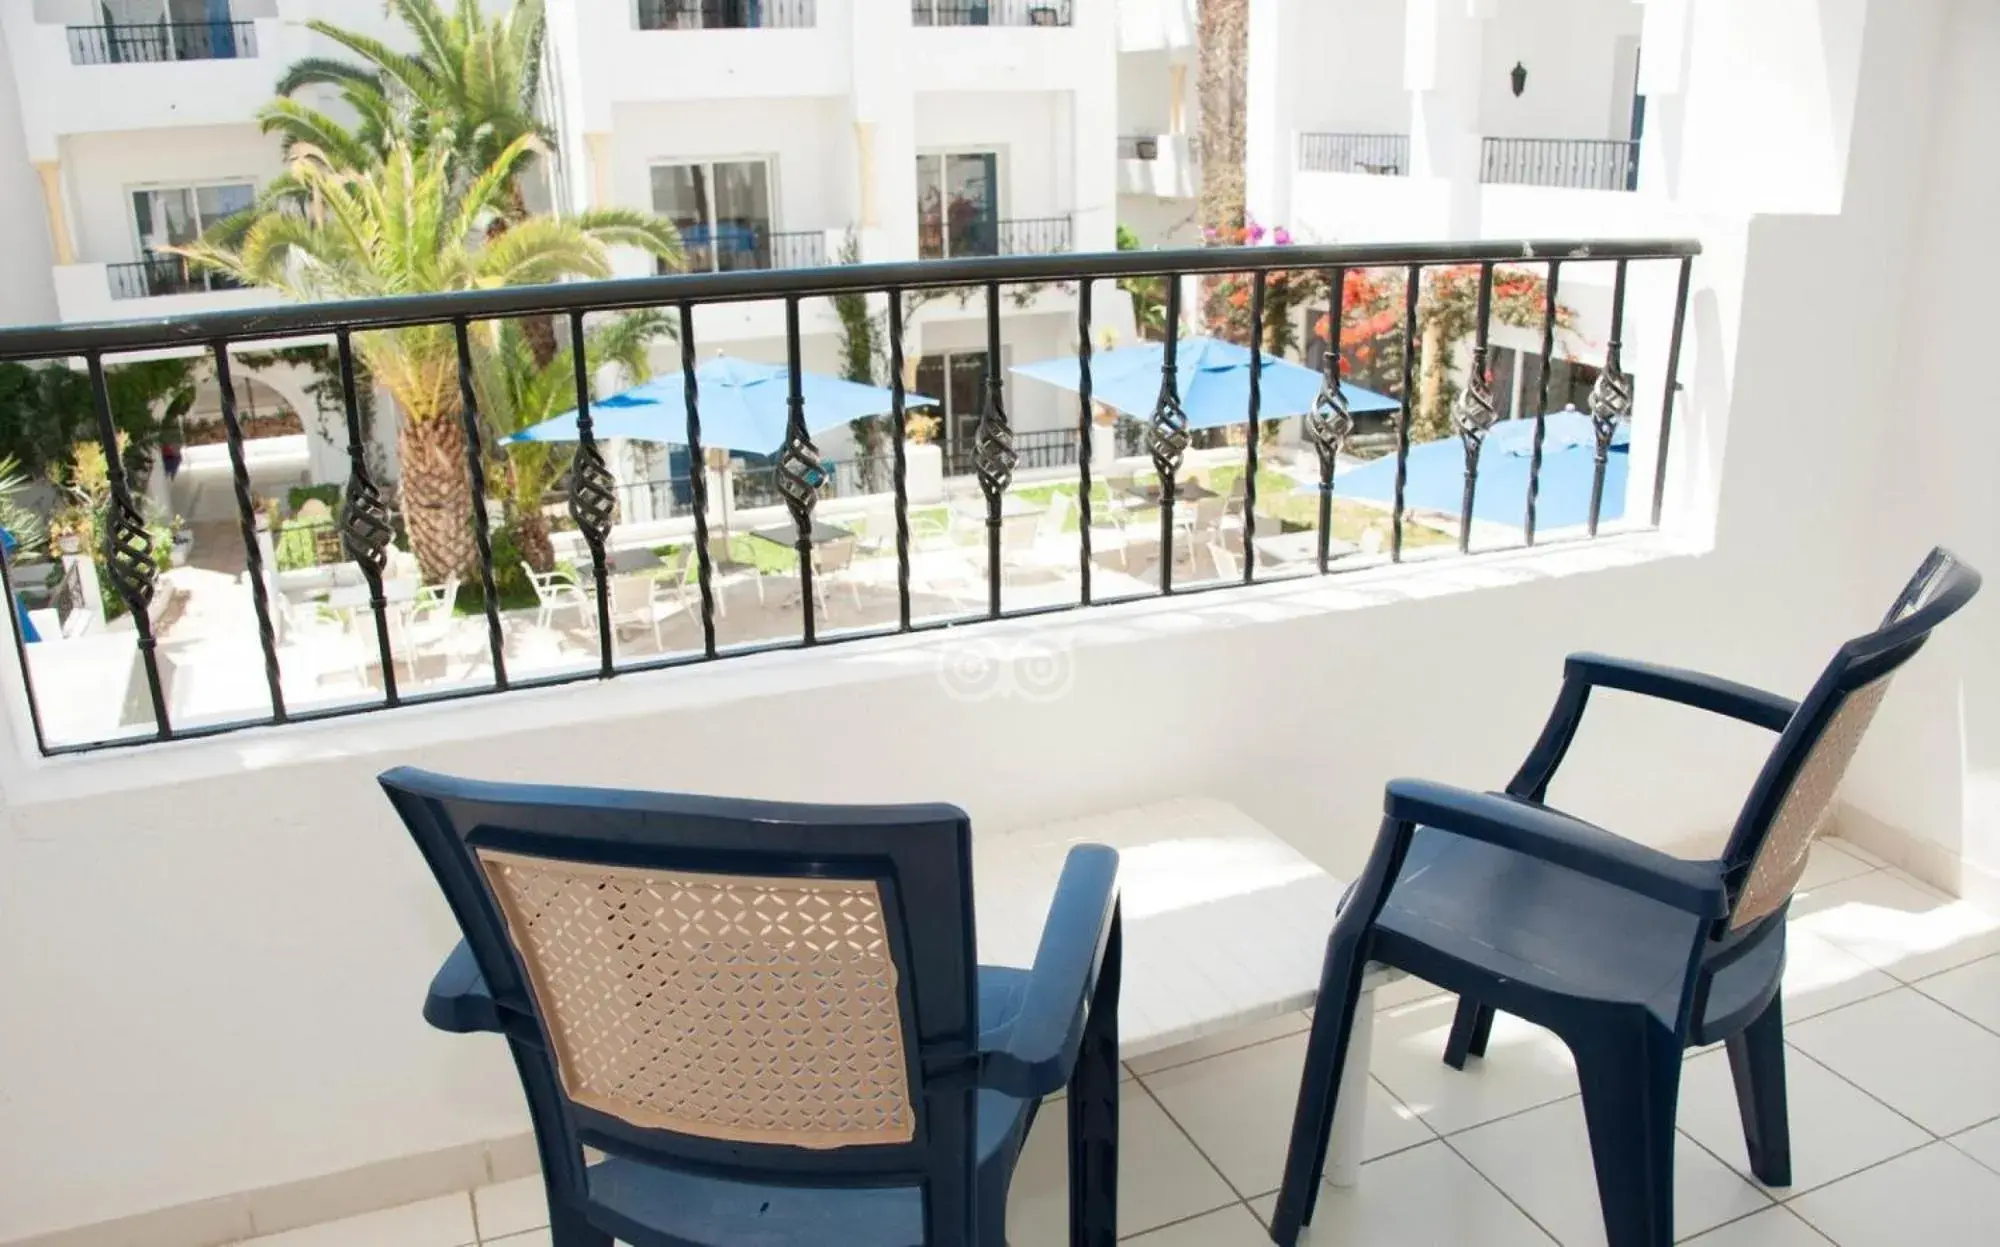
{"left": 0, "top": 237, "right": 1699, "bottom": 360}
{"left": 65, "top": 19, "right": 257, "bottom": 33}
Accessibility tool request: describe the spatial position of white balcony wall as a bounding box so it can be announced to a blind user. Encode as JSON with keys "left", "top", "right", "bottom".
{"left": 1118, "top": 47, "right": 1180, "bottom": 137}
{"left": 51, "top": 262, "right": 286, "bottom": 324}
{"left": 1290, "top": 0, "right": 1411, "bottom": 136}
{"left": 1289, "top": 171, "right": 1451, "bottom": 243}
{"left": 570, "top": 0, "right": 850, "bottom": 123}
{"left": 1117, "top": 0, "right": 1195, "bottom": 52}
{"left": 0, "top": 17, "right": 56, "bottom": 326}
{"left": 1118, "top": 133, "right": 1196, "bottom": 200}
{"left": 605, "top": 98, "right": 856, "bottom": 238}
{"left": 61, "top": 124, "right": 282, "bottom": 265}
{"left": 1476, "top": 0, "right": 1643, "bottom": 142}
{"left": 915, "top": 90, "right": 1076, "bottom": 225}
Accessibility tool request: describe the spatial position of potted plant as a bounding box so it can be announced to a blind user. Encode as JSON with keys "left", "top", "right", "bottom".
{"left": 169, "top": 516, "right": 193, "bottom": 567}
{"left": 1135, "top": 136, "right": 1159, "bottom": 161}
{"left": 48, "top": 508, "right": 89, "bottom": 556}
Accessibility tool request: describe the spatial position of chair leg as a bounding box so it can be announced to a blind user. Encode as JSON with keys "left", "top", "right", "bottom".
{"left": 1270, "top": 947, "right": 1370, "bottom": 1247}
{"left": 1443, "top": 998, "right": 1496, "bottom": 1070}
{"left": 1570, "top": 1015, "right": 1682, "bottom": 1247}
{"left": 546, "top": 1202, "right": 610, "bottom": 1247}
{"left": 1068, "top": 908, "right": 1121, "bottom": 1247}
{"left": 1726, "top": 992, "right": 1792, "bottom": 1187}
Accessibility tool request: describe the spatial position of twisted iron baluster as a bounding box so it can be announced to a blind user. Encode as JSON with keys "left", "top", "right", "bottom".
{"left": 87, "top": 352, "right": 168, "bottom": 736}
{"left": 890, "top": 290, "right": 912, "bottom": 631}
{"left": 1587, "top": 259, "right": 1633, "bottom": 537}
{"left": 976, "top": 282, "right": 1018, "bottom": 617}
{"left": 679, "top": 303, "right": 717, "bottom": 657}
{"left": 1392, "top": 264, "right": 1419, "bottom": 563}
{"left": 212, "top": 342, "right": 284, "bottom": 722}
{"left": 1243, "top": 270, "right": 1265, "bottom": 583}
{"left": 333, "top": 331, "right": 397, "bottom": 705}
{"left": 776, "top": 297, "right": 822, "bottom": 642}
{"left": 566, "top": 310, "right": 616, "bottom": 675}
{"left": 1151, "top": 275, "right": 1189, "bottom": 592}
{"left": 1525, "top": 259, "right": 1562, "bottom": 545}
{"left": 1075, "top": 280, "right": 1094, "bottom": 605}
{"left": 1307, "top": 267, "right": 1354, "bottom": 575}
{"left": 1453, "top": 263, "right": 1499, "bottom": 555}
{"left": 453, "top": 319, "right": 507, "bottom": 688}
{"left": 1652, "top": 257, "right": 1695, "bottom": 527}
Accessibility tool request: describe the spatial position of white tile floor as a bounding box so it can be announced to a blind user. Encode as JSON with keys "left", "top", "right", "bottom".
{"left": 238, "top": 840, "right": 2000, "bottom": 1246}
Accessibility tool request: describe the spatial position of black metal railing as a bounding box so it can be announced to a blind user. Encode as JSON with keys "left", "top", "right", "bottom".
{"left": 664, "top": 229, "right": 831, "bottom": 275}
{"left": 1298, "top": 133, "right": 1411, "bottom": 176}
{"left": 1481, "top": 137, "right": 1640, "bottom": 192}
{"left": 67, "top": 20, "right": 257, "bottom": 65}
{"left": 635, "top": 0, "right": 817, "bottom": 29}
{"left": 946, "top": 428, "right": 1077, "bottom": 477}
{"left": 107, "top": 255, "right": 243, "bottom": 300}
{"left": 913, "top": 0, "right": 1072, "bottom": 25}
{"left": 919, "top": 215, "right": 1072, "bottom": 259}
{"left": 0, "top": 236, "right": 1696, "bottom": 753}
{"left": 1119, "top": 135, "right": 1163, "bottom": 161}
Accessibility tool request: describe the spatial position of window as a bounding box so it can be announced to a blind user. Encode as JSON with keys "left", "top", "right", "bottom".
{"left": 123, "top": 181, "right": 253, "bottom": 295}
{"left": 650, "top": 160, "right": 775, "bottom": 273}
{"left": 916, "top": 350, "right": 1007, "bottom": 474}
{"left": 915, "top": 152, "right": 999, "bottom": 258}
{"left": 74, "top": 0, "right": 249, "bottom": 63}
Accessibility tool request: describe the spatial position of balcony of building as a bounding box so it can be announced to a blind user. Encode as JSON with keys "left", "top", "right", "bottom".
{"left": 1119, "top": 132, "right": 1196, "bottom": 200}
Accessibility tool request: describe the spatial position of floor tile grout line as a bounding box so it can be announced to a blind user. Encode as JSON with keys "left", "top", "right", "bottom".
{"left": 1125, "top": 1014, "right": 1312, "bottom": 1080}
{"left": 1434, "top": 1132, "right": 1564, "bottom": 1245}
{"left": 1905, "top": 967, "right": 2000, "bottom": 1041}
{"left": 1780, "top": 1029, "right": 1949, "bottom": 1144}
{"left": 1123, "top": 1075, "right": 1251, "bottom": 1216}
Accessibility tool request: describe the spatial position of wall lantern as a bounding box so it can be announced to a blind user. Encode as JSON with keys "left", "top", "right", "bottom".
{"left": 1510, "top": 62, "right": 1528, "bottom": 97}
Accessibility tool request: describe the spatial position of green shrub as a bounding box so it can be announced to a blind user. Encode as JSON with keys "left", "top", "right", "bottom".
{"left": 273, "top": 518, "right": 326, "bottom": 571}
{"left": 286, "top": 483, "right": 341, "bottom": 514}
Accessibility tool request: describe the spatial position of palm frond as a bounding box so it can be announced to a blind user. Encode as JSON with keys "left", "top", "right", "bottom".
{"left": 570, "top": 208, "right": 686, "bottom": 265}
{"left": 273, "top": 56, "right": 383, "bottom": 99}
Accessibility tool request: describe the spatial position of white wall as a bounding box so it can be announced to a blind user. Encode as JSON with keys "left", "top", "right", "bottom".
{"left": 61, "top": 124, "right": 282, "bottom": 263}
{"left": 914, "top": 90, "right": 1075, "bottom": 224}
{"left": 1290, "top": 0, "right": 1411, "bottom": 136}
{"left": 606, "top": 98, "right": 853, "bottom": 235}
{"left": 1477, "top": 0, "right": 1643, "bottom": 141}
{"left": 0, "top": 19, "right": 57, "bottom": 326}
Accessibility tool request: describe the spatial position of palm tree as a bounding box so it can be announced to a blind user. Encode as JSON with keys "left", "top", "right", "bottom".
{"left": 477, "top": 311, "right": 670, "bottom": 573}
{"left": 262, "top": 0, "right": 550, "bottom": 217}
{"left": 175, "top": 138, "right": 681, "bottom": 582}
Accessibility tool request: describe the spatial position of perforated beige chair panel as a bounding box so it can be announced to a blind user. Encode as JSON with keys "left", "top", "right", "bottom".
{"left": 477, "top": 850, "right": 916, "bottom": 1148}
{"left": 1731, "top": 674, "right": 1893, "bottom": 929}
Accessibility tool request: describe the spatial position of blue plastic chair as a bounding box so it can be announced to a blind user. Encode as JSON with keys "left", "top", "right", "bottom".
{"left": 380, "top": 770, "right": 1122, "bottom": 1247}
{"left": 1270, "top": 548, "right": 1980, "bottom": 1247}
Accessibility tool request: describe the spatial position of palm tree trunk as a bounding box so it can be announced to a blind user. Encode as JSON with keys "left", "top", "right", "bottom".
{"left": 514, "top": 506, "right": 556, "bottom": 573}
{"left": 1198, "top": 0, "right": 1249, "bottom": 328}
{"left": 399, "top": 412, "right": 477, "bottom": 582}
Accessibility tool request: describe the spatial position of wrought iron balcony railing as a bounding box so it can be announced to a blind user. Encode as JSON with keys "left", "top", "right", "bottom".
{"left": 945, "top": 428, "right": 1078, "bottom": 477}
{"left": 66, "top": 20, "right": 257, "bottom": 65}
{"left": 635, "top": 0, "right": 817, "bottom": 29}
{"left": 912, "top": 0, "right": 1073, "bottom": 26}
{"left": 106, "top": 255, "right": 243, "bottom": 300}
{"left": 1298, "top": 133, "right": 1411, "bottom": 176}
{"left": 659, "top": 229, "right": 832, "bottom": 275}
{"left": 919, "top": 215, "right": 1073, "bottom": 259}
{"left": 0, "top": 236, "right": 1696, "bottom": 754}
{"left": 1482, "top": 137, "right": 1640, "bottom": 192}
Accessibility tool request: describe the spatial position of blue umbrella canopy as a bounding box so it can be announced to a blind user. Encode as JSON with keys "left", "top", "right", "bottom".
{"left": 1332, "top": 411, "right": 1630, "bottom": 532}
{"left": 1011, "top": 336, "right": 1400, "bottom": 429}
{"left": 504, "top": 354, "right": 939, "bottom": 454}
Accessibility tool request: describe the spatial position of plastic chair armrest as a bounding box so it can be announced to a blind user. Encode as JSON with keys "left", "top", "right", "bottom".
{"left": 1566, "top": 652, "right": 1798, "bottom": 731}
{"left": 423, "top": 940, "right": 503, "bottom": 1034}
{"left": 981, "top": 846, "right": 1121, "bottom": 1099}
{"left": 1384, "top": 779, "right": 1730, "bottom": 917}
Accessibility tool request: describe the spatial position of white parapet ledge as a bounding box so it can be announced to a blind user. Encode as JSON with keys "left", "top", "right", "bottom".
{"left": 0, "top": 529, "right": 1703, "bottom": 809}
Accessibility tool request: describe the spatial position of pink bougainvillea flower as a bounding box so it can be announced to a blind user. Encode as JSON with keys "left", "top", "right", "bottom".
{"left": 1273, "top": 226, "right": 1293, "bottom": 246}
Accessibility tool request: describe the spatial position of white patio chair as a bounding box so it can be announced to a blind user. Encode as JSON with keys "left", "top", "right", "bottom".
{"left": 1177, "top": 495, "right": 1228, "bottom": 558}
{"left": 812, "top": 537, "right": 864, "bottom": 613}
{"left": 602, "top": 573, "right": 667, "bottom": 653}
{"left": 523, "top": 562, "right": 589, "bottom": 631}
{"left": 391, "top": 575, "right": 460, "bottom": 685}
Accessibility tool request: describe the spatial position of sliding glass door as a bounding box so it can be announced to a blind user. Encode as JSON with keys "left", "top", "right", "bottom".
{"left": 915, "top": 152, "right": 998, "bottom": 258}
{"left": 650, "top": 159, "right": 775, "bottom": 272}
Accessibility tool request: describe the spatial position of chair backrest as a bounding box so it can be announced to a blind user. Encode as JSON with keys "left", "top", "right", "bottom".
{"left": 1037, "top": 492, "right": 1074, "bottom": 541}
{"left": 1000, "top": 511, "right": 1040, "bottom": 549}
{"left": 1193, "top": 496, "right": 1227, "bottom": 528}
{"left": 1720, "top": 548, "right": 1980, "bottom": 930}
{"left": 816, "top": 537, "right": 856, "bottom": 575}
{"left": 379, "top": 770, "right": 981, "bottom": 1211}
{"left": 1207, "top": 540, "right": 1240, "bottom": 581}
{"left": 609, "top": 573, "right": 653, "bottom": 614}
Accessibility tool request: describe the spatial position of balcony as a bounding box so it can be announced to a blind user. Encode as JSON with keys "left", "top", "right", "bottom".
{"left": 912, "top": 0, "right": 1073, "bottom": 26}
{"left": 1482, "top": 136, "right": 1640, "bottom": 192}
{"left": 1121, "top": 133, "right": 1196, "bottom": 198}
{"left": 65, "top": 19, "right": 258, "bottom": 65}
{"left": 919, "top": 214, "right": 1073, "bottom": 259}
{"left": 657, "top": 228, "right": 836, "bottom": 275}
{"left": 634, "top": 0, "right": 816, "bottom": 29}
{"left": 1299, "top": 132, "right": 1411, "bottom": 177}
{"left": 107, "top": 254, "right": 242, "bottom": 301}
